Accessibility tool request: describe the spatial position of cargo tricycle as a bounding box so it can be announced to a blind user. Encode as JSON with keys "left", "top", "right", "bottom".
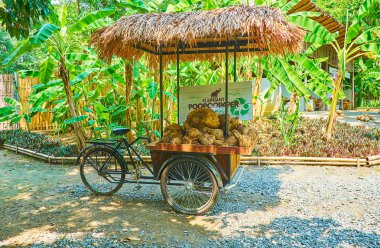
{"left": 78, "top": 5, "right": 303, "bottom": 214}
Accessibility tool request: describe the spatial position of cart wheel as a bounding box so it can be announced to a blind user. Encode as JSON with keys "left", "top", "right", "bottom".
{"left": 80, "top": 146, "right": 126, "bottom": 196}
{"left": 160, "top": 157, "right": 219, "bottom": 215}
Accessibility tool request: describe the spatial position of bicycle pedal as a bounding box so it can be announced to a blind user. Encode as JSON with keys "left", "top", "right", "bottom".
{"left": 134, "top": 185, "right": 142, "bottom": 191}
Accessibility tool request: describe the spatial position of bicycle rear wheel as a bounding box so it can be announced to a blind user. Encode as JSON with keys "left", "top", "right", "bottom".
{"left": 160, "top": 157, "right": 219, "bottom": 215}
{"left": 80, "top": 146, "right": 126, "bottom": 195}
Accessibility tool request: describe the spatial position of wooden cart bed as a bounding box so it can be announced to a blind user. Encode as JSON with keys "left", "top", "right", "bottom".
{"left": 146, "top": 143, "right": 253, "bottom": 184}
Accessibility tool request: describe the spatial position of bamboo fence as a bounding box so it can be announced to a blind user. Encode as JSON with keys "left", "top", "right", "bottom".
{"left": 0, "top": 74, "right": 18, "bottom": 130}
{"left": 17, "top": 77, "right": 57, "bottom": 131}
{"left": 1, "top": 143, "right": 379, "bottom": 167}
{"left": 0, "top": 74, "right": 57, "bottom": 131}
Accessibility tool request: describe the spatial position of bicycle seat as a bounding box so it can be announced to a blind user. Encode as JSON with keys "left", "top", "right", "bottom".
{"left": 112, "top": 127, "right": 130, "bottom": 136}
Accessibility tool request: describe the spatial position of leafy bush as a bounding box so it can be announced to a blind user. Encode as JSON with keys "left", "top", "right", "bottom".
{"left": 0, "top": 129, "right": 78, "bottom": 157}
{"left": 253, "top": 118, "right": 380, "bottom": 158}
{"left": 360, "top": 100, "right": 380, "bottom": 108}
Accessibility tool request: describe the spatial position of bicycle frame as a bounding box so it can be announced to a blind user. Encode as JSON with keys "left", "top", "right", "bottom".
{"left": 83, "top": 136, "right": 187, "bottom": 186}
{"left": 105, "top": 137, "right": 155, "bottom": 179}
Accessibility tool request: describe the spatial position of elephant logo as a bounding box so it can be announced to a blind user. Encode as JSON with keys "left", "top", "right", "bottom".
{"left": 211, "top": 88, "right": 221, "bottom": 98}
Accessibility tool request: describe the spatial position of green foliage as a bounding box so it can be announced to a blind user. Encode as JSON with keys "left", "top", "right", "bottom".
{"left": 0, "top": 0, "right": 53, "bottom": 39}
{"left": 64, "top": 115, "right": 88, "bottom": 125}
{"left": 314, "top": 0, "right": 379, "bottom": 25}
{"left": 360, "top": 100, "right": 380, "bottom": 108}
{"left": 39, "top": 56, "right": 55, "bottom": 84}
{"left": 2, "top": 0, "right": 378, "bottom": 143}
{"left": 270, "top": 99, "right": 300, "bottom": 146}
{"left": 69, "top": 7, "right": 115, "bottom": 33}
{"left": 254, "top": 118, "right": 380, "bottom": 157}
{"left": 0, "top": 30, "right": 39, "bottom": 73}
{"left": 0, "top": 98, "right": 31, "bottom": 127}
{"left": 0, "top": 129, "right": 78, "bottom": 156}
{"left": 355, "top": 58, "right": 380, "bottom": 106}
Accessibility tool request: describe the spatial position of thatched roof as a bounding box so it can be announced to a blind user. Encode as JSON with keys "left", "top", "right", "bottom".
{"left": 90, "top": 5, "right": 305, "bottom": 65}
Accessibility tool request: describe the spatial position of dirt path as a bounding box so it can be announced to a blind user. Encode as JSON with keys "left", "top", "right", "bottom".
{"left": 1, "top": 149, "right": 380, "bottom": 247}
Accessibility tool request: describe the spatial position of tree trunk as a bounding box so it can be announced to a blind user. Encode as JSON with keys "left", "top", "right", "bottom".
{"left": 289, "top": 92, "right": 298, "bottom": 114}
{"left": 325, "top": 70, "right": 343, "bottom": 140}
{"left": 59, "top": 60, "right": 86, "bottom": 151}
{"left": 124, "top": 61, "right": 133, "bottom": 141}
{"left": 252, "top": 59, "right": 263, "bottom": 118}
{"left": 272, "top": 85, "right": 282, "bottom": 114}
{"left": 76, "top": 0, "right": 80, "bottom": 14}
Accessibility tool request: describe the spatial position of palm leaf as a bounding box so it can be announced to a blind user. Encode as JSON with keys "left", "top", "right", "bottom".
{"left": 118, "top": 0, "right": 149, "bottom": 13}
{"left": 71, "top": 69, "right": 98, "bottom": 86}
{"left": 4, "top": 98, "right": 20, "bottom": 106}
{"left": 59, "top": 5, "right": 67, "bottom": 27}
{"left": 69, "top": 7, "right": 115, "bottom": 33}
{"left": 346, "top": 19, "right": 360, "bottom": 44}
{"left": 147, "top": 81, "right": 158, "bottom": 99}
{"left": 29, "top": 24, "right": 60, "bottom": 44}
{"left": 360, "top": 43, "right": 380, "bottom": 57}
{"left": 288, "top": 14, "right": 335, "bottom": 43}
{"left": 39, "top": 56, "right": 55, "bottom": 84}
{"left": 3, "top": 40, "right": 34, "bottom": 66}
{"left": 64, "top": 115, "right": 88, "bottom": 125}
{"left": 353, "top": 26, "right": 380, "bottom": 44}
{"left": 66, "top": 53, "right": 91, "bottom": 61}
{"left": 358, "top": 0, "right": 376, "bottom": 18}
{"left": 270, "top": 57, "right": 311, "bottom": 97}
{"left": 293, "top": 55, "right": 330, "bottom": 81}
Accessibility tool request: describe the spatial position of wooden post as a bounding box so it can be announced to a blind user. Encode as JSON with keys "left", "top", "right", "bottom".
{"left": 159, "top": 45, "right": 164, "bottom": 137}
{"left": 351, "top": 63, "right": 355, "bottom": 110}
{"left": 176, "top": 45, "right": 180, "bottom": 124}
{"left": 233, "top": 39, "right": 237, "bottom": 82}
{"left": 124, "top": 60, "right": 133, "bottom": 141}
{"left": 224, "top": 45, "right": 229, "bottom": 137}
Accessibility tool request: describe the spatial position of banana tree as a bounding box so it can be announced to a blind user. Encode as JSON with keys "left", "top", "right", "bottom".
{"left": 296, "top": 0, "right": 379, "bottom": 139}
{"left": 3, "top": 6, "right": 115, "bottom": 150}
{"left": 271, "top": 0, "right": 379, "bottom": 139}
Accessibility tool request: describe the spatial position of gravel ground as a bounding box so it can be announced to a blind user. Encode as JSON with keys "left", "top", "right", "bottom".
{"left": 302, "top": 110, "right": 380, "bottom": 129}
{"left": 0, "top": 149, "right": 379, "bottom": 247}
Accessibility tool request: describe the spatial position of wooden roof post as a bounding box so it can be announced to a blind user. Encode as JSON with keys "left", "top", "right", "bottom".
{"left": 234, "top": 38, "right": 237, "bottom": 82}
{"left": 159, "top": 45, "right": 164, "bottom": 137}
{"left": 176, "top": 44, "right": 180, "bottom": 124}
{"left": 224, "top": 44, "right": 229, "bottom": 137}
{"left": 351, "top": 63, "right": 355, "bottom": 109}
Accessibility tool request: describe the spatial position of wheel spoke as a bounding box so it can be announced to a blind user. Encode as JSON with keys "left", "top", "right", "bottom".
{"left": 81, "top": 148, "right": 124, "bottom": 195}
{"left": 164, "top": 159, "right": 217, "bottom": 214}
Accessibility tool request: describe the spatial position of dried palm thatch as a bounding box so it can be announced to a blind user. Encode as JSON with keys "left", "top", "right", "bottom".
{"left": 90, "top": 5, "right": 305, "bottom": 66}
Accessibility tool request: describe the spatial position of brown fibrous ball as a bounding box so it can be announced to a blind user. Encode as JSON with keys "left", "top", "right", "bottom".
{"left": 199, "top": 133, "right": 215, "bottom": 146}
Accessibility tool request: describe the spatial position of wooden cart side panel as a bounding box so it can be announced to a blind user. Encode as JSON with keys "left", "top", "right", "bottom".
{"left": 215, "top": 153, "right": 240, "bottom": 181}
{"left": 150, "top": 151, "right": 172, "bottom": 178}
{"left": 150, "top": 149, "right": 241, "bottom": 186}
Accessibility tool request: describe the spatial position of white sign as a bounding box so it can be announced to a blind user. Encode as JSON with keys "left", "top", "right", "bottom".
{"left": 179, "top": 82, "right": 253, "bottom": 122}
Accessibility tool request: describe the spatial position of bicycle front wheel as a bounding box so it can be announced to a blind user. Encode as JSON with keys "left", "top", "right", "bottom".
{"left": 80, "top": 146, "right": 126, "bottom": 195}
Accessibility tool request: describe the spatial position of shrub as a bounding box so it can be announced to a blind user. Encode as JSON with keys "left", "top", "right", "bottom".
{"left": 253, "top": 118, "right": 380, "bottom": 158}
{"left": 0, "top": 129, "right": 78, "bottom": 157}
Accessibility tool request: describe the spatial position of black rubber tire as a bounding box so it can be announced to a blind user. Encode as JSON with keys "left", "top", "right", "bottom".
{"left": 160, "top": 157, "right": 218, "bottom": 215}
{"left": 80, "top": 146, "right": 126, "bottom": 196}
